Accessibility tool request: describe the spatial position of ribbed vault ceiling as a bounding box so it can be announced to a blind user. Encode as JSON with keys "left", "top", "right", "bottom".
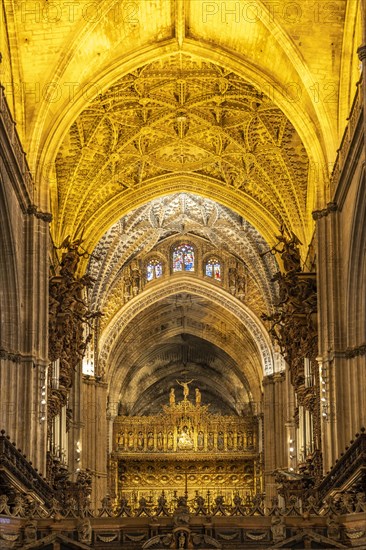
{"left": 47, "top": 28, "right": 342, "bottom": 416}
{"left": 106, "top": 295, "right": 264, "bottom": 416}
{"left": 54, "top": 52, "right": 310, "bottom": 251}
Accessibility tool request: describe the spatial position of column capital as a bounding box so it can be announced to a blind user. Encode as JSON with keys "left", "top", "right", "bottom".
{"left": 263, "top": 371, "right": 285, "bottom": 385}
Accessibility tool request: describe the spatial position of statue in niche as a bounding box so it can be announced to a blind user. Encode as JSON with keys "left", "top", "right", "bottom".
{"left": 157, "top": 431, "right": 163, "bottom": 450}
{"left": 137, "top": 431, "right": 144, "bottom": 449}
{"left": 147, "top": 431, "right": 154, "bottom": 449}
{"left": 228, "top": 267, "right": 237, "bottom": 294}
{"left": 227, "top": 431, "right": 234, "bottom": 448}
{"left": 208, "top": 432, "right": 214, "bottom": 449}
{"left": 217, "top": 431, "right": 224, "bottom": 450}
{"left": 123, "top": 268, "right": 132, "bottom": 302}
{"left": 170, "top": 387, "right": 175, "bottom": 405}
{"left": 195, "top": 387, "right": 201, "bottom": 405}
{"left": 118, "top": 432, "right": 125, "bottom": 449}
{"left": 237, "top": 431, "right": 243, "bottom": 448}
{"left": 236, "top": 275, "right": 246, "bottom": 300}
{"left": 131, "top": 261, "right": 141, "bottom": 296}
{"left": 128, "top": 431, "right": 134, "bottom": 449}
{"left": 198, "top": 430, "right": 204, "bottom": 449}
{"left": 178, "top": 531, "right": 186, "bottom": 548}
{"left": 177, "top": 426, "right": 193, "bottom": 450}
{"left": 167, "top": 431, "right": 174, "bottom": 450}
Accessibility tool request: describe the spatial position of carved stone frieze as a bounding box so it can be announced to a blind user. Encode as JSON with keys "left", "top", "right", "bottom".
{"left": 0, "top": 348, "right": 22, "bottom": 363}
{"left": 343, "top": 343, "right": 366, "bottom": 358}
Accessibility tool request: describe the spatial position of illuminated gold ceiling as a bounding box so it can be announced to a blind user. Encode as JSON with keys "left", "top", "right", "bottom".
{"left": 2, "top": 0, "right": 362, "bottom": 248}
{"left": 53, "top": 53, "right": 310, "bottom": 250}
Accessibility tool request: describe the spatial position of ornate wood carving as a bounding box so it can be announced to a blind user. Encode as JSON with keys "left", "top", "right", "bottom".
{"left": 47, "top": 237, "right": 101, "bottom": 478}
{"left": 261, "top": 226, "right": 322, "bottom": 482}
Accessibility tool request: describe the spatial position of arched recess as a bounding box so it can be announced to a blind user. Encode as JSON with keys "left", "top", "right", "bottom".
{"left": 36, "top": 40, "right": 328, "bottom": 232}
{"left": 99, "top": 276, "right": 275, "bottom": 388}
{"left": 346, "top": 164, "right": 366, "bottom": 346}
{"left": 87, "top": 193, "right": 279, "bottom": 327}
{"left": 0, "top": 178, "right": 21, "bottom": 351}
{"left": 106, "top": 302, "right": 263, "bottom": 410}
{"left": 114, "top": 327, "right": 257, "bottom": 414}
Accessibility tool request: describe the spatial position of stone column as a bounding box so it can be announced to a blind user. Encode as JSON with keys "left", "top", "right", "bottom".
{"left": 314, "top": 208, "right": 341, "bottom": 472}
{"left": 0, "top": 86, "right": 51, "bottom": 475}
{"left": 23, "top": 214, "right": 50, "bottom": 473}
{"left": 262, "top": 372, "right": 287, "bottom": 502}
{"left": 0, "top": 212, "right": 50, "bottom": 475}
{"left": 284, "top": 366, "right": 297, "bottom": 471}
{"left": 81, "top": 378, "right": 108, "bottom": 509}
{"left": 68, "top": 363, "right": 83, "bottom": 477}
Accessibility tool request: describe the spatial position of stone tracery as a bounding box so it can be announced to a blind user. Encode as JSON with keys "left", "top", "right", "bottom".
{"left": 87, "top": 193, "right": 279, "bottom": 329}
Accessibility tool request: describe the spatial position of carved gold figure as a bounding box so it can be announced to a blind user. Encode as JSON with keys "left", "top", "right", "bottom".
{"left": 176, "top": 379, "right": 194, "bottom": 399}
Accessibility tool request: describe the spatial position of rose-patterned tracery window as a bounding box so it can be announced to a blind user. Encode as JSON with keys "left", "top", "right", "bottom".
{"left": 172, "top": 244, "right": 195, "bottom": 272}
{"left": 205, "top": 257, "right": 221, "bottom": 281}
{"left": 146, "top": 259, "right": 163, "bottom": 281}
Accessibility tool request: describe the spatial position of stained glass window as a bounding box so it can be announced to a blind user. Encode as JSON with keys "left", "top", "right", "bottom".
{"left": 146, "top": 259, "right": 163, "bottom": 281}
{"left": 172, "top": 244, "right": 195, "bottom": 272}
{"left": 205, "top": 257, "right": 221, "bottom": 281}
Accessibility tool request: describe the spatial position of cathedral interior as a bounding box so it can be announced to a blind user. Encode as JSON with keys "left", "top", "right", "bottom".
{"left": 0, "top": 0, "right": 366, "bottom": 548}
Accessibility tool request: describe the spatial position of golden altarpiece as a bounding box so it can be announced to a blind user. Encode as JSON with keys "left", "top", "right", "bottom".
{"left": 111, "top": 383, "right": 261, "bottom": 511}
